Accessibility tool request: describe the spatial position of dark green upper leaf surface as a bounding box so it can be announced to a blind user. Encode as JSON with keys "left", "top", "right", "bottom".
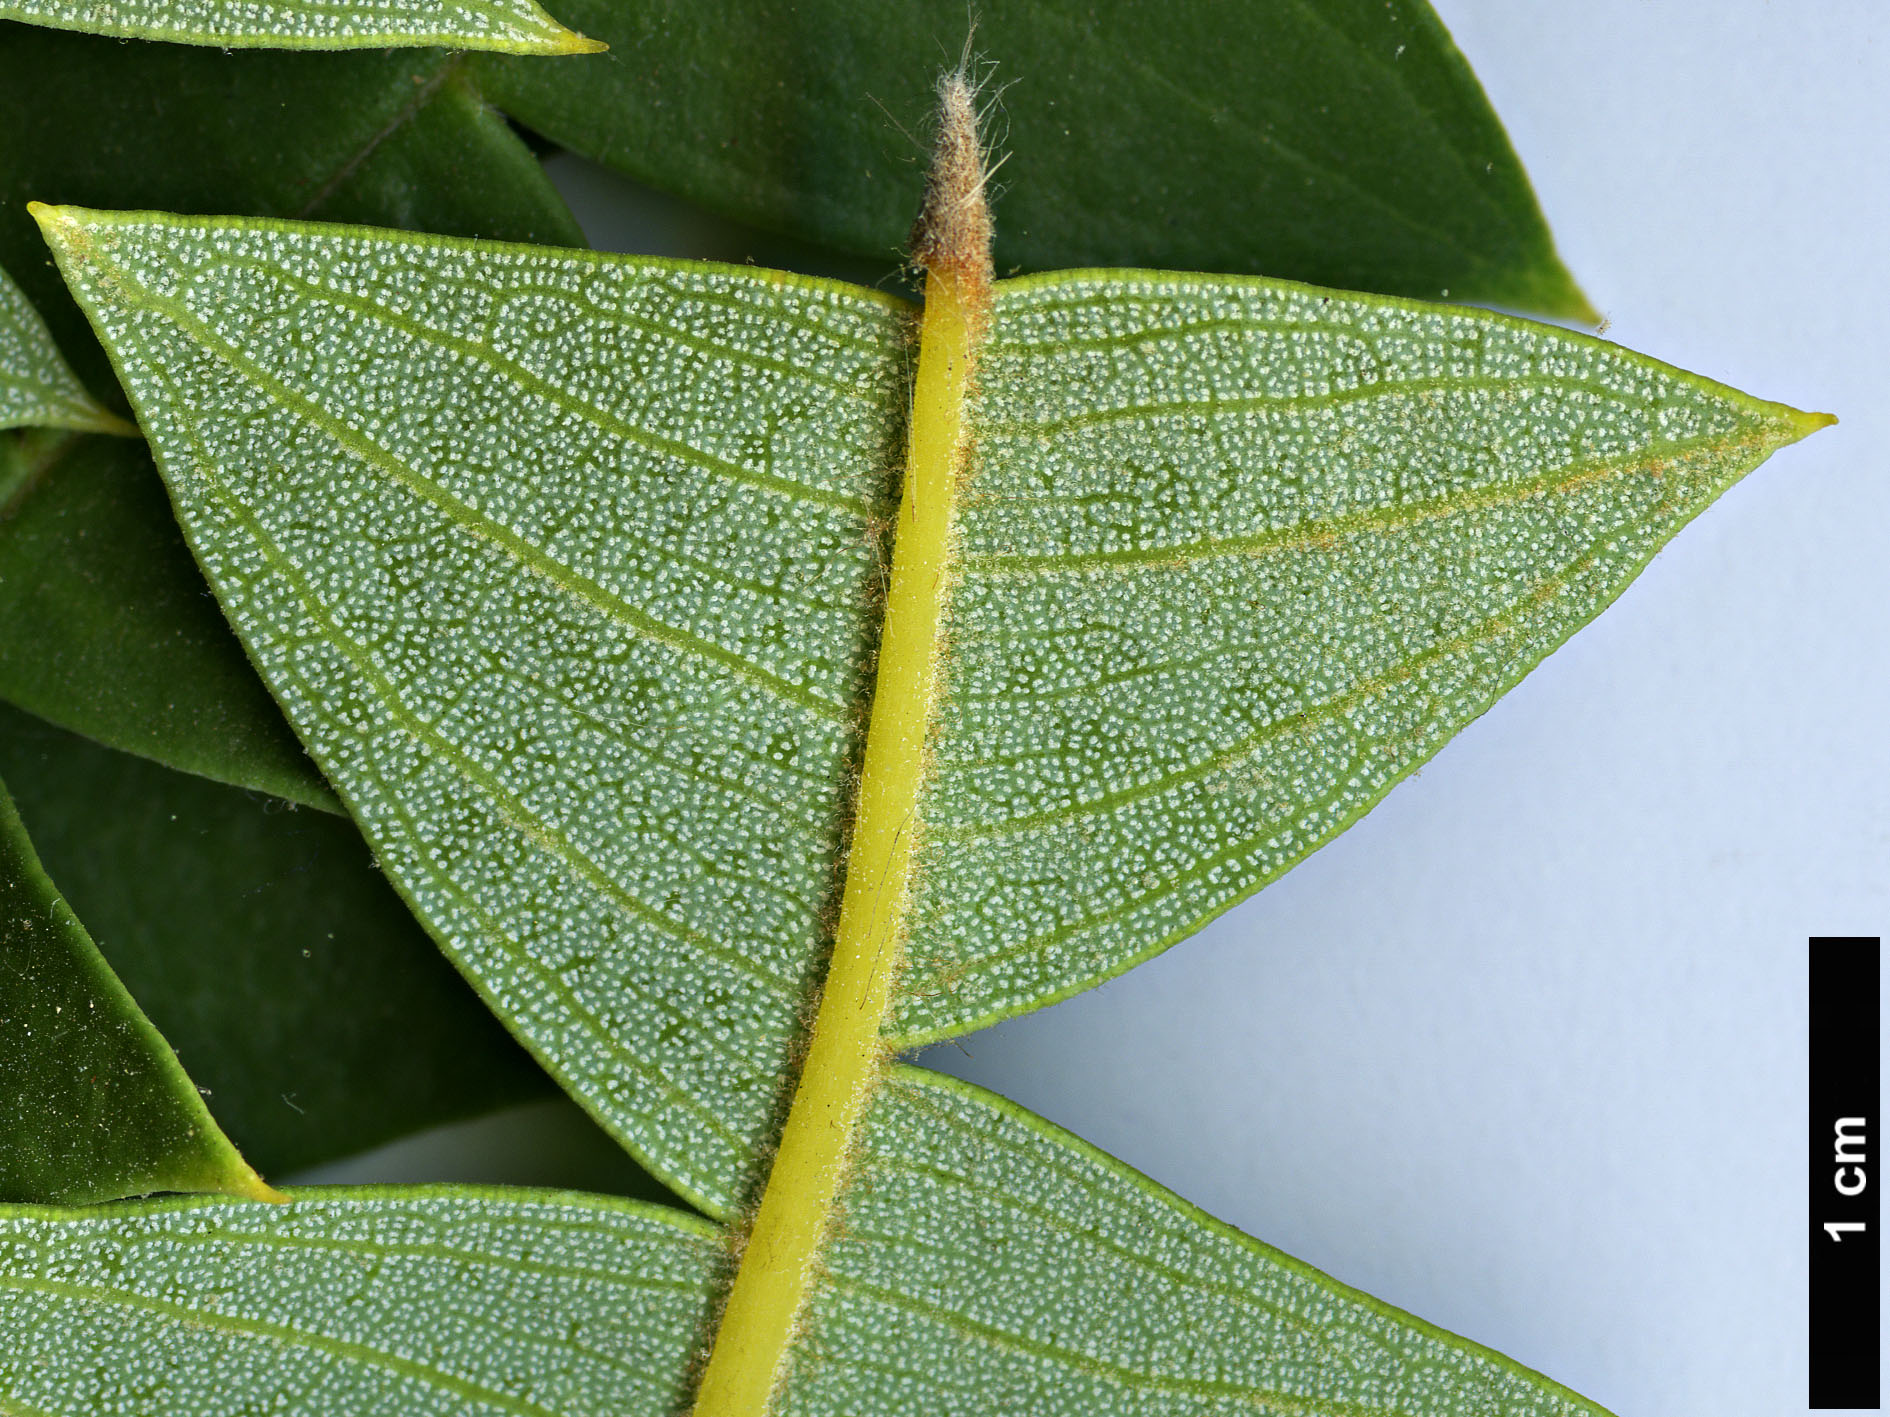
{"left": 476, "top": 0, "right": 1594, "bottom": 319}
{"left": 0, "top": 762, "right": 274, "bottom": 1205}
{"left": 0, "top": 22, "right": 584, "bottom": 795}
{"left": 0, "top": 701, "right": 561, "bottom": 1178}
{"left": 0, "top": 21, "right": 584, "bottom": 408}
{"left": 0, "top": 431, "right": 335, "bottom": 809}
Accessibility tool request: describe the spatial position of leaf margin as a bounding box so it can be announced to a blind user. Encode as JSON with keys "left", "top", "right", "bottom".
{"left": 0, "top": 763, "right": 280, "bottom": 1207}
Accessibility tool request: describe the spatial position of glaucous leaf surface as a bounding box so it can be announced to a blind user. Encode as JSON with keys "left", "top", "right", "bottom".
{"left": 0, "top": 1073, "right": 1616, "bottom": 1416}
{"left": 474, "top": 0, "right": 1593, "bottom": 318}
{"left": 892, "top": 270, "right": 1824, "bottom": 1039}
{"left": 0, "top": 263, "right": 127, "bottom": 435}
{"left": 0, "top": 701, "right": 562, "bottom": 1177}
{"left": 40, "top": 210, "right": 1816, "bottom": 1222}
{"left": 0, "top": 0, "right": 598, "bottom": 52}
{"left": 0, "top": 1186, "right": 724, "bottom": 1414}
{"left": 0, "top": 768, "right": 272, "bottom": 1205}
{"left": 43, "top": 208, "right": 910, "bottom": 1217}
{"left": 779, "top": 1066, "right": 1610, "bottom": 1416}
{"left": 0, "top": 21, "right": 582, "bottom": 798}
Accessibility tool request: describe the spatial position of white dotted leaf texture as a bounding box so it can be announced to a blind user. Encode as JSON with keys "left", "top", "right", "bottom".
{"left": 0, "top": 1092, "right": 1614, "bottom": 1417}
{"left": 892, "top": 271, "right": 1815, "bottom": 1040}
{"left": 0, "top": 260, "right": 119, "bottom": 435}
{"left": 44, "top": 209, "right": 911, "bottom": 1219}
{"left": 782, "top": 1066, "right": 1612, "bottom": 1417}
{"left": 43, "top": 209, "right": 1815, "bottom": 1223}
{"left": 0, "top": 1187, "right": 725, "bottom": 1414}
{"left": 0, "top": 0, "right": 593, "bottom": 51}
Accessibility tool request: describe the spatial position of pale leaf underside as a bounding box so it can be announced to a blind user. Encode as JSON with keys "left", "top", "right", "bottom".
{"left": 788, "top": 1068, "right": 1608, "bottom": 1417}
{"left": 0, "top": 0, "right": 598, "bottom": 52}
{"left": 0, "top": 1074, "right": 1611, "bottom": 1417}
{"left": 48, "top": 211, "right": 910, "bottom": 1216}
{"left": 0, "top": 263, "right": 124, "bottom": 437}
{"left": 0, "top": 1187, "right": 725, "bottom": 1414}
{"left": 895, "top": 272, "right": 1811, "bottom": 1037}
{"left": 30, "top": 206, "right": 1817, "bottom": 1417}
{"left": 39, "top": 211, "right": 1813, "bottom": 1224}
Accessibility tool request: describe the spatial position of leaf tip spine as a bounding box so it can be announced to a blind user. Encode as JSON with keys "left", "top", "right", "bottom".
{"left": 25, "top": 201, "right": 65, "bottom": 235}
{"left": 542, "top": 31, "right": 608, "bottom": 56}
{"left": 27, "top": 202, "right": 94, "bottom": 265}
{"left": 1790, "top": 406, "right": 1838, "bottom": 439}
{"left": 512, "top": 0, "right": 606, "bottom": 54}
{"left": 235, "top": 1173, "right": 293, "bottom": 1206}
{"left": 1559, "top": 284, "right": 1604, "bottom": 331}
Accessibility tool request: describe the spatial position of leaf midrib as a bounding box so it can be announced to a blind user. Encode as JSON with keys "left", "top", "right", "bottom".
{"left": 684, "top": 93, "right": 994, "bottom": 1401}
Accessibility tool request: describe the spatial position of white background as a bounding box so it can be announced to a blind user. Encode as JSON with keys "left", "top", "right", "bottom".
{"left": 299, "top": 5, "right": 1888, "bottom": 1414}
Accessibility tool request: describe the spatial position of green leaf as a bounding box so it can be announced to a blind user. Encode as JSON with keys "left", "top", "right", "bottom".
{"left": 473, "top": 0, "right": 1595, "bottom": 318}
{"left": 893, "top": 268, "right": 1827, "bottom": 1039}
{"left": 0, "top": 22, "right": 584, "bottom": 795}
{"left": 0, "top": 764, "right": 275, "bottom": 1205}
{"left": 0, "top": 1186, "right": 724, "bottom": 1412}
{"left": 0, "top": 1076, "right": 1611, "bottom": 1416}
{"left": 0, "top": 0, "right": 1594, "bottom": 807}
{"left": 43, "top": 209, "right": 910, "bottom": 1217}
{"left": 36, "top": 209, "right": 1819, "bottom": 1226}
{"left": 788, "top": 1066, "right": 1608, "bottom": 1416}
{"left": 0, "top": 0, "right": 600, "bottom": 53}
{"left": 0, "top": 22, "right": 585, "bottom": 400}
{"left": 0, "top": 262, "right": 130, "bottom": 436}
{"left": 0, "top": 431, "right": 335, "bottom": 810}
{"left": 0, "top": 700, "right": 563, "bottom": 1177}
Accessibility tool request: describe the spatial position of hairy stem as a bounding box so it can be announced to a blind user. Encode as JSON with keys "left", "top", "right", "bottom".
{"left": 688, "top": 71, "right": 991, "bottom": 1417}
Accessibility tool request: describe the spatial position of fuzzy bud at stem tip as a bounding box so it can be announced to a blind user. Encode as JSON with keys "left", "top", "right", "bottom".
{"left": 910, "top": 70, "right": 993, "bottom": 295}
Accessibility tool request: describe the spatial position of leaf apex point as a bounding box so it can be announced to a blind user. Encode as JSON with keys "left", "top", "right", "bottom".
{"left": 1763, "top": 404, "right": 1837, "bottom": 447}
{"left": 546, "top": 29, "right": 608, "bottom": 55}
{"left": 228, "top": 1166, "right": 290, "bottom": 1205}
{"left": 1566, "top": 292, "right": 1605, "bottom": 329}
{"left": 252, "top": 1181, "right": 294, "bottom": 1207}
{"left": 26, "top": 202, "right": 82, "bottom": 244}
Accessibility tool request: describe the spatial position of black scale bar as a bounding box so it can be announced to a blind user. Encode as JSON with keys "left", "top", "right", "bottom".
{"left": 1810, "top": 936, "right": 1881, "bottom": 1410}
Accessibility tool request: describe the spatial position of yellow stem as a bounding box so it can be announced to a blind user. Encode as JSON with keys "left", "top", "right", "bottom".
{"left": 688, "top": 67, "right": 991, "bottom": 1413}
{"left": 689, "top": 259, "right": 981, "bottom": 1417}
